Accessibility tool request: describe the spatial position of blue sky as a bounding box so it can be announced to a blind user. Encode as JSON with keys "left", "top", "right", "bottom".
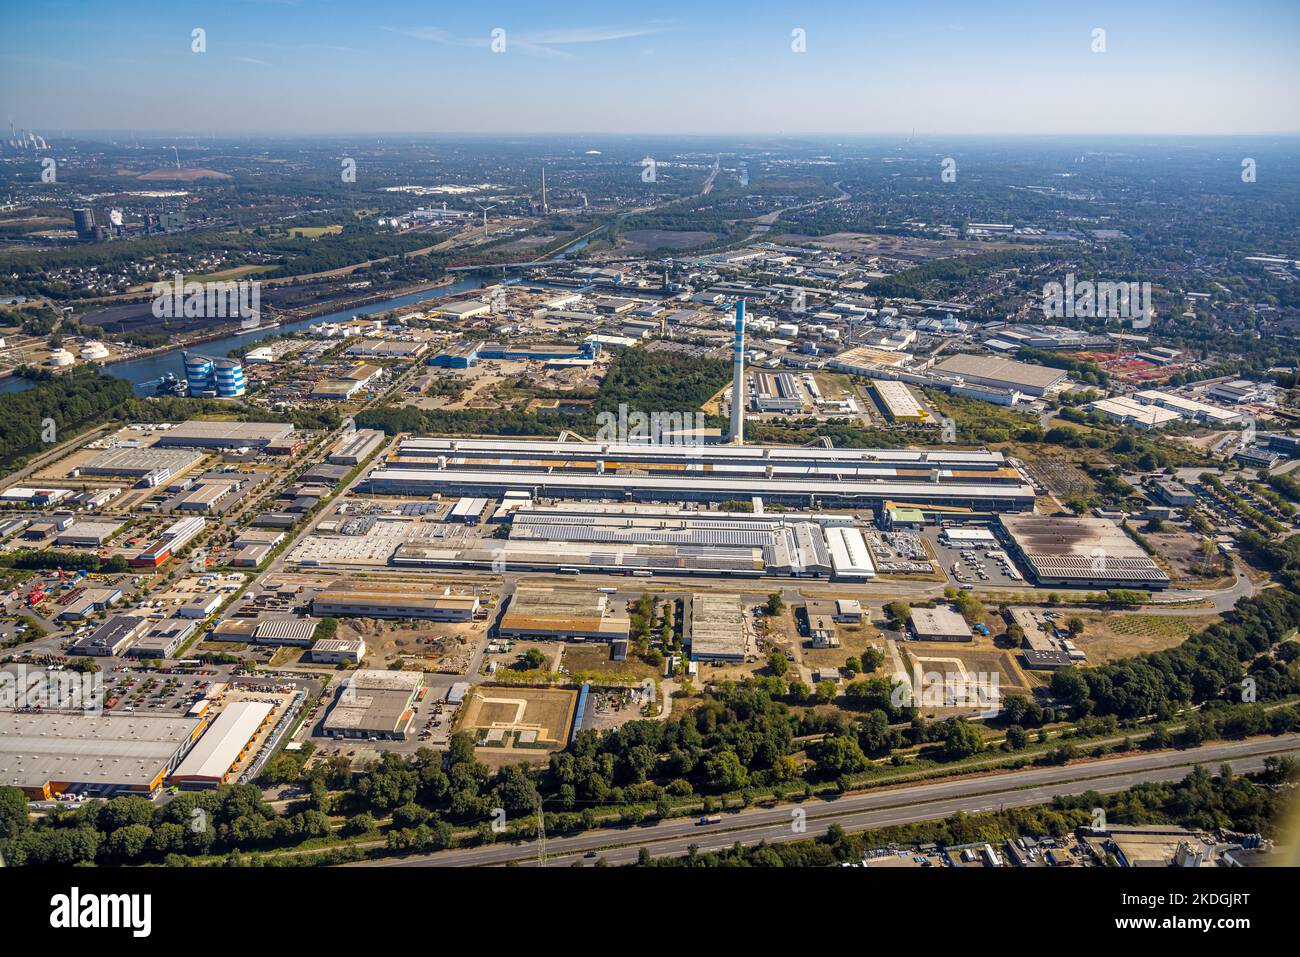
{"left": 2, "top": 0, "right": 1297, "bottom": 134}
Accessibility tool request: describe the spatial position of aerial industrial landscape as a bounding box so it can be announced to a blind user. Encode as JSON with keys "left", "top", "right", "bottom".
{"left": 0, "top": 0, "right": 1297, "bottom": 934}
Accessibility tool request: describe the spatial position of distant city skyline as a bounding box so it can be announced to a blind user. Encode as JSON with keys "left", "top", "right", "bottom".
{"left": 2, "top": 0, "right": 1298, "bottom": 136}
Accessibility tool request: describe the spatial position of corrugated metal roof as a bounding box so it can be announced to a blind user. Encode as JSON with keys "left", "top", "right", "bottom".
{"left": 254, "top": 619, "right": 318, "bottom": 642}
{"left": 171, "top": 701, "right": 272, "bottom": 781}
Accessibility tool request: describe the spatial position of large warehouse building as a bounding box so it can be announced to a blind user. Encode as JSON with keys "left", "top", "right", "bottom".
{"left": 323, "top": 670, "right": 424, "bottom": 740}
{"left": 312, "top": 584, "right": 481, "bottom": 620}
{"left": 688, "top": 594, "right": 749, "bottom": 662}
{"left": 996, "top": 514, "right": 1170, "bottom": 589}
{"left": 871, "top": 380, "right": 930, "bottom": 424}
{"left": 328, "top": 429, "right": 387, "bottom": 465}
{"left": 81, "top": 446, "right": 205, "bottom": 479}
{"left": 154, "top": 420, "right": 295, "bottom": 450}
{"left": 932, "top": 354, "right": 1067, "bottom": 397}
{"left": 498, "top": 587, "right": 631, "bottom": 642}
{"left": 0, "top": 708, "right": 208, "bottom": 798}
{"left": 169, "top": 700, "right": 274, "bottom": 787}
{"left": 382, "top": 502, "right": 876, "bottom": 580}
{"left": 365, "top": 437, "right": 1035, "bottom": 511}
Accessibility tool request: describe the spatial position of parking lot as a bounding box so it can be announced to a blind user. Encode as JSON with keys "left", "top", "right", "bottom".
{"left": 920, "top": 527, "right": 1026, "bottom": 588}
{"left": 101, "top": 669, "right": 216, "bottom": 715}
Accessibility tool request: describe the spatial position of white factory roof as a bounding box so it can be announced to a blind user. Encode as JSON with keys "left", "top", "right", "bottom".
{"left": 824, "top": 526, "right": 876, "bottom": 579}
{"left": 1132, "top": 390, "right": 1242, "bottom": 423}
{"left": 396, "top": 436, "right": 1008, "bottom": 467}
{"left": 171, "top": 700, "right": 273, "bottom": 782}
{"left": 1089, "top": 396, "right": 1181, "bottom": 428}
{"left": 942, "top": 527, "right": 999, "bottom": 542}
{"left": 368, "top": 467, "right": 1035, "bottom": 504}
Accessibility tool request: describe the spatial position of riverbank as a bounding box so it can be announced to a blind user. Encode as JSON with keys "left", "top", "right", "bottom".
{"left": 98, "top": 276, "right": 458, "bottom": 372}
{"left": 0, "top": 275, "right": 481, "bottom": 396}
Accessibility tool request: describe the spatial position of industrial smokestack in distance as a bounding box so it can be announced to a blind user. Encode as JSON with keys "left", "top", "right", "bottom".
{"left": 730, "top": 299, "right": 746, "bottom": 444}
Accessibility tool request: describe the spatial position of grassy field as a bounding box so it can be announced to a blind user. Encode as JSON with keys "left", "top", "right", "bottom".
{"left": 288, "top": 225, "right": 344, "bottom": 238}
{"left": 1070, "top": 613, "right": 1219, "bottom": 662}
{"left": 562, "top": 643, "right": 661, "bottom": 680}
{"left": 189, "top": 264, "right": 277, "bottom": 282}
{"left": 802, "top": 621, "right": 886, "bottom": 670}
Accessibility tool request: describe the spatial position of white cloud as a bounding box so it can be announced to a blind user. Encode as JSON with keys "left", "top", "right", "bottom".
{"left": 383, "top": 24, "right": 666, "bottom": 59}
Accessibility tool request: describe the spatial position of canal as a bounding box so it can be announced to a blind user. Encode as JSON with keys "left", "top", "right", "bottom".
{"left": 0, "top": 277, "right": 487, "bottom": 396}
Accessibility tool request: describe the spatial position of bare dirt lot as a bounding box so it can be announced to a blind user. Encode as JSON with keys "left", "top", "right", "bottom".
{"left": 1145, "top": 527, "right": 1226, "bottom": 584}
{"left": 457, "top": 685, "right": 578, "bottom": 752}
{"left": 898, "top": 637, "right": 1038, "bottom": 716}
{"left": 339, "top": 617, "right": 485, "bottom": 674}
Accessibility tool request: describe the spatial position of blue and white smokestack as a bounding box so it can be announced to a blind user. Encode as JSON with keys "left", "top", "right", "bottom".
{"left": 730, "top": 299, "right": 746, "bottom": 444}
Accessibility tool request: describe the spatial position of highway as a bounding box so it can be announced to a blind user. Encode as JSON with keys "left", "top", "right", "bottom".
{"left": 358, "top": 733, "right": 1300, "bottom": 868}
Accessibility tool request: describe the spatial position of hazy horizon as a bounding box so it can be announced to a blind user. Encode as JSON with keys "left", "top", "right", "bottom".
{"left": 3, "top": 0, "right": 1299, "bottom": 137}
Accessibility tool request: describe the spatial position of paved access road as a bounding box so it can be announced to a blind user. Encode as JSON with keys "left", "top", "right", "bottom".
{"left": 357, "top": 733, "right": 1300, "bottom": 868}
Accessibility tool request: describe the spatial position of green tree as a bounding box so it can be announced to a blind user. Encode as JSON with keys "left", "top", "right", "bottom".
{"left": 0, "top": 786, "right": 29, "bottom": 840}
{"left": 943, "top": 719, "right": 984, "bottom": 760}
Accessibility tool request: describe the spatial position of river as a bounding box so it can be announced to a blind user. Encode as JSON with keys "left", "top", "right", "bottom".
{"left": 0, "top": 277, "right": 487, "bottom": 396}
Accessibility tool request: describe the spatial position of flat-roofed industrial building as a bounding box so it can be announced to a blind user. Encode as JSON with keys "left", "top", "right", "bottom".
{"left": 829, "top": 346, "right": 912, "bottom": 375}
{"left": 909, "top": 606, "right": 973, "bottom": 642}
{"left": 328, "top": 429, "right": 386, "bottom": 465}
{"left": 752, "top": 371, "right": 804, "bottom": 412}
{"left": 153, "top": 420, "right": 295, "bottom": 449}
{"left": 68, "top": 614, "right": 150, "bottom": 656}
{"left": 323, "top": 669, "right": 423, "bottom": 740}
{"left": 393, "top": 537, "right": 769, "bottom": 577}
{"left": 124, "top": 618, "right": 197, "bottom": 659}
{"left": 997, "top": 514, "right": 1170, "bottom": 589}
{"left": 169, "top": 700, "right": 274, "bottom": 787}
{"left": 932, "top": 354, "right": 1067, "bottom": 397}
{"left": 312, "top": 585, "right": 480, "bottom": 620}
{"left": 1087, "top": 396, "right": 1181, "bottom": 430}
{"left": 384, "top": 436, "right": 1024, "bottom": 480}
{"left": 176, "top": 480, "right": 237, "bottom": 512}
{"left": 367, "top": 435, "right": 1033, "bottom": 509}
{"left": 54, "top": 586, "right": 124, "bottom": 622}
{"left": 54, "top": 520, "right": 124, "bottom": 548}
{"left": 872, "top": 380, "right": 929, "bottom": 423}
{"left": 824, "top": 526, "right": 876, "bottom": 580}
{"left": 253, "top": 618, "right": 319, "bottom": 646}
{"left": 1132, "top": 390, "right": 1243, "bottom": 425}
{"left": 0, "top": 708, "right": 208, "bottom": 798}
{"left": 498, "top": 587, "right": 631, "bottom": 642}
{"left": 687, "top": 594, "right": 749, "bottom": 661}
{"left": 81, "top": 446, "right": 204, "bottom": 478}
{"left": 504, "top": 507, "right": 838, "bottom": 577}
{"left": 311, "top": 638, "right": 366, "bottom": 664}
{"left": 368, "top": 466, "right": 1034, "bottom": 511}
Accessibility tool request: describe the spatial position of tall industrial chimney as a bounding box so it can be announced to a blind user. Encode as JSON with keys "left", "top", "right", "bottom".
{"left": 541, "top": 166, "right": 548, "bottom": 215}
{"left": 730, "top": 299, "right": 746, "bottom": 444}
